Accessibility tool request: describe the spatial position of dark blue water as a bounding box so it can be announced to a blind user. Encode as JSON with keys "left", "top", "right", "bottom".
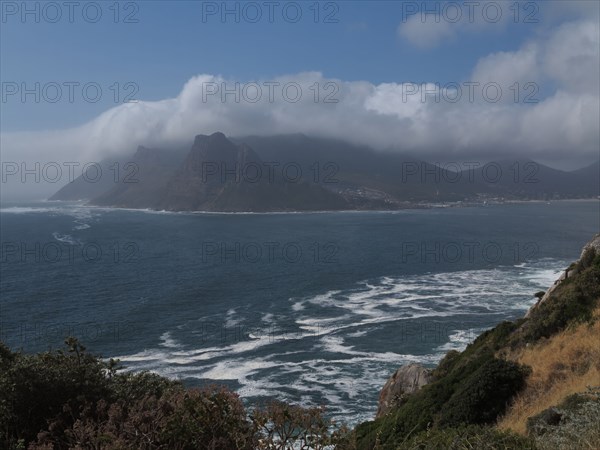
{"left": 1, "top": 200, "right": 598, "bottom": 424}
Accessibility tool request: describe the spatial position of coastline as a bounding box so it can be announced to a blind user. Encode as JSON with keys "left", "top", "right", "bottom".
{"left": 15, "top": 196, "right": 597, "bottom": 216}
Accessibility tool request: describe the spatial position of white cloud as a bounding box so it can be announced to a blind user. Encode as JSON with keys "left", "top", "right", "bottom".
{"left": 396, "top": 0, "right": 600, "bottom": 50}
{"left": 471, "top": 43, "right": 539, "bottom": 88}
{"left": 397, "top": 16, "right": 456, "bottom": 49}
{"left": 396, "top": 0, "right": 512, "bottom": 49}
{"left": 543, "top": 20, "right": 600, "bottom": 93}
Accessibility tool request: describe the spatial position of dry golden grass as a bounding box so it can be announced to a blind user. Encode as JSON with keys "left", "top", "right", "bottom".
{"left": 497, "top": 308, "right": 600, "bottom": 435}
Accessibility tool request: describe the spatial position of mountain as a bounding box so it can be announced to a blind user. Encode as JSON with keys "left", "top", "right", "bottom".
{"left": 49, "top": 157, "right": 131, "bottom": 201}
{"left": 237, "top": 135, "right": 600, "bottom": 202}
{"left": 49, "top": 133, "right": 600, "bottom": 211}
{"left": 92, "top": 132, "right": 349, "bottom": 212}
{"left": 462, "top": 159, "right": 600, "bottom": 199}
{"left": 571, "top": 160, "right": 600, "bottom": 197}
{"left": 92, "top": 145, "right": 187, "bottom": 208}
{"left": 236, "top": 134, "right": 488, "bottom": 203}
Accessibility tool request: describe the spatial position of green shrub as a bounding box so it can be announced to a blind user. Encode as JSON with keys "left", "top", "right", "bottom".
{"left": 438, "top": 357, "right": 530, "bottom": 426}
{"left": 519, "top": 250, "right": 600, "bottom": 343}
{"left": 0, "top": 338, "right": 115, "bottom": 446}
{"left": 0, "top": 339, "right": 350, "bottom": 449}
{"left": 397, "top": 425, "right": 536, "bottom": 449}
{"left": 530, "top": 387, "right": 600, "bottom": 450}
{"left": 354, "top": 321, "right": 530, "bottom": 450}
{"left": 251, "top": 401, "right": 350, "bottom": 449}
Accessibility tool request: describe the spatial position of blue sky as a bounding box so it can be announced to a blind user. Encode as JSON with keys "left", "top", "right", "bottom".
{"left": 1, "top": 1, "right": 542, "bottom": 131}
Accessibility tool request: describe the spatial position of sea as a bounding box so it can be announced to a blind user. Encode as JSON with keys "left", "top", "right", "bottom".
{"left": 1, "top": 199, "right": 598, "bottom": 426}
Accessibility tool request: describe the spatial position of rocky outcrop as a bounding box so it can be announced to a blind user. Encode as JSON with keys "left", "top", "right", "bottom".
{"left": 376, "top": 363, "right": 432, "bottom": 418}
{"left": 525, "top": 233, "right": 600, "bottom": 318}
{"left": 580, "top": 233, "right": 600, "bottom": 259}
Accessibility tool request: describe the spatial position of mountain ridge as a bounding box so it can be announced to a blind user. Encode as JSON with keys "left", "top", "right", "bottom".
{"left": 50, "top": 133, "right": 600, "bottom": 211}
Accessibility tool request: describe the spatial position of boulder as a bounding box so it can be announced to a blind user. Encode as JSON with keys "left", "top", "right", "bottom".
{"left": 376, "top": 363, "right": 432, "bottom": 418}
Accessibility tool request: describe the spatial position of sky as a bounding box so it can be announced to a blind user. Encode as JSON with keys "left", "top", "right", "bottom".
{"left": 0, "top": 0, "right": 599, "bottom": 199}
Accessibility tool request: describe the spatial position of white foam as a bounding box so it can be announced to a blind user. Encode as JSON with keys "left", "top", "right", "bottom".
{"left": 52, "top": 232, "right": 80, "bottom": 245}
{"left": 200, "top": 358, "right": 279, "bottom": 380}
{"left": 291, "top": 260, "right": 570, "bottom": 338}
{"left": 261, "top": 312, "right": 274, "bottom": 323}
{"left": 224, "top": 308, "right": 242, "bottom": 327}
{"left": 435, "top": 328, "right": 486, "bottom": 352}
{"left": 159, "top": 331, "right": 180, "bottom": 349}
{"left": 1, "top": 206, "right": 56, "bottom": 214}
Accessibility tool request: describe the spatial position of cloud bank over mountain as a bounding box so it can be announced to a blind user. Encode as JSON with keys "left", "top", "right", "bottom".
{"left": 1, "top": 14, "right": 598, "bottom": 200}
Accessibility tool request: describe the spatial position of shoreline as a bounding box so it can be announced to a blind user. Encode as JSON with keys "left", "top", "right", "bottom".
{"left": 8, "top": 196, "right": 594, "bottom": 216}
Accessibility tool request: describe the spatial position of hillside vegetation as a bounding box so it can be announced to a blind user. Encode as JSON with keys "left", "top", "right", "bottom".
{"left": 498, "top": 308, "right": 600, "bottom": 435}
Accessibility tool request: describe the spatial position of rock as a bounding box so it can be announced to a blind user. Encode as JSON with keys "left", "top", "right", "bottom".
{"left": 376, "top": 363, "right": 432, "bottom": 418}
{"left": 525, "top": 233, "right": 600, "bottom": 318}
{"left": 566, "top": 266, "right": 579, "bottom": 278}
{"left": 525, "top": 271, "right": 566, "bottom": 318}
{"left": 579, "top": 233, "right": 600, "bottom": 260}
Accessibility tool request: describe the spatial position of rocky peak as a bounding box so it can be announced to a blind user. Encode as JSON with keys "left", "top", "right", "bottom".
{"left": 132, "top": 145, "right": 167, "bottom": 164}
{"left": 189, "top": 132, "right": 248, "bottom": 166}
{"left": 182, "top": 132, "right": 263, "bottom": 178}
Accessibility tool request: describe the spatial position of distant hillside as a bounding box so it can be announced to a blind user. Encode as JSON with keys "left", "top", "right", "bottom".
{"left": 92, "top": 145, "right": 187, "bottom": 209}
{"left": 463, "top": 159, "right": 600, "bottom": 199}
{"left": 49, "top": 133, "right": 600, "bottom": 210}
{"left": 238, "top": 135, "right": 599, "bottom": 201}
{"left": 48, "top": 157, "right": 131, "bottom": 201}
{"left": 237, "top": 134, "right": 490, "bottom": 203}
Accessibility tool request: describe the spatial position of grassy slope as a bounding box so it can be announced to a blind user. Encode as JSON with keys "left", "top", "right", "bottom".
{"left": 498, "top": 308, "right": 600, "bottom": 435}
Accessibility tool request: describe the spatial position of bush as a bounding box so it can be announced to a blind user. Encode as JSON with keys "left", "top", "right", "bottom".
{"left": 354, "top": 322, "right": 530, "bottom": 450}
{"left": 0, "top": 338, "right": 115, "bottom": 446}
{"left": 397, "top": 425, "right": 536, "bottom": 450}
{"left": 438, "top": 357, "right": 530, "bottom": 426}
{"left": 0, "top": 339, "right": 350, "bottom": 450}
{"left": 30, "top": 386, "right": 256, "bottom": 450}
{"left": 251, "top": 400, "right": 352, "bottom": 449}
{"left": 529, "top": 387, "right": 600, "bottom": 450}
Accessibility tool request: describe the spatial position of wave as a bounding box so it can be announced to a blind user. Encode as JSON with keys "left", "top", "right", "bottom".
{"left": 2, "top": 203, "right": 96, "bottom": 232}
{"left": 52, "top": 232, "right": 81, "bottom": 246}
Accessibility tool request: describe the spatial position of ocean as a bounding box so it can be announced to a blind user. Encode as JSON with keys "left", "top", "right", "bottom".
{"left": 1, "top": 200, "right": 598, "bottom": 425}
